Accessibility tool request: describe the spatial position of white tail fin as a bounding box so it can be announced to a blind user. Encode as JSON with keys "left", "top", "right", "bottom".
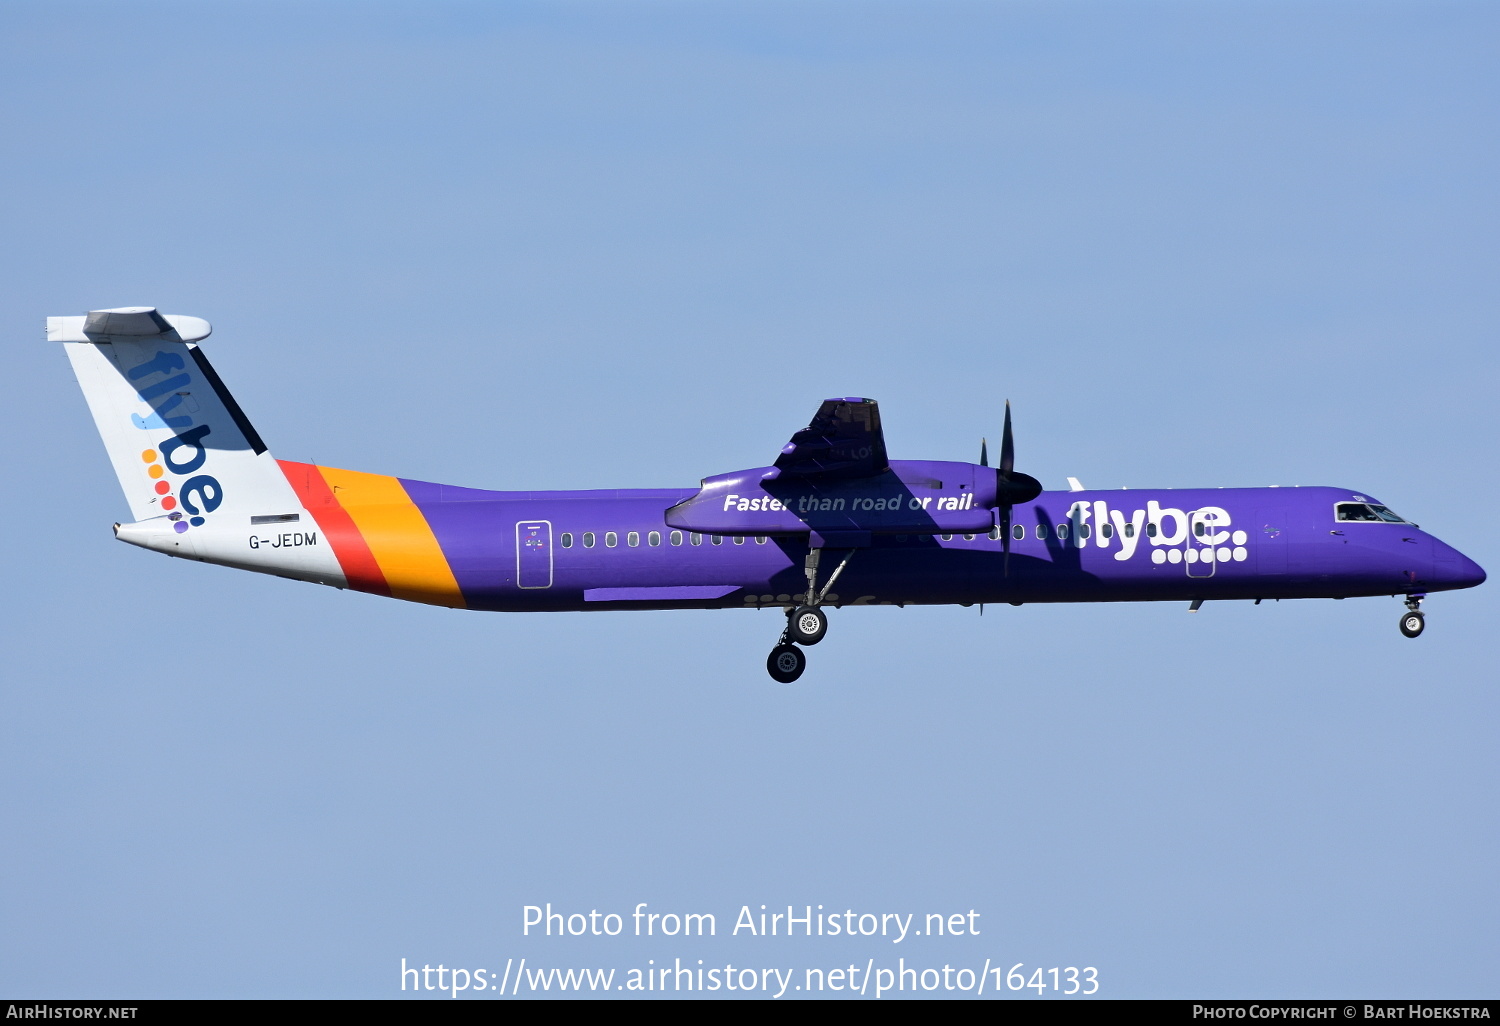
{"left": 52, "top": 307, "right": 303, "bottom": 528}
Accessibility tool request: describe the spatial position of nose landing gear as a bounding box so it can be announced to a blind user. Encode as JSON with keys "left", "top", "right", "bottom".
{"left": 763, "top": 546, "right": 855, "bottom": 682}
{"left": 1399, "top": 594, "right": 1425, "bottom": 638}
{"left": 767, "top": 643, "right": 806, "bottom": 683}
{"left": 788, "top": 606, "right": 827, "bottom": 645}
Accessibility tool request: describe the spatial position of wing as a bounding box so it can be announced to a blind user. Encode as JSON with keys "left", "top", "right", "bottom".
{"left": 771, "top": 397, "right": 889, "bottom": 480}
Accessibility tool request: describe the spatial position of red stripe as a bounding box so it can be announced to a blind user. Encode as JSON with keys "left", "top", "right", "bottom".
{"left": 278, "top": 459, "right": 391, "bottom": 597}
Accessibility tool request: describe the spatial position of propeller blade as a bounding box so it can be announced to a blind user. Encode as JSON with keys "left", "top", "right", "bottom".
{"left": 989, "top": 401, "right": 1041, "bottom": 506}
{"left": 988, "top": 398, "right": 1040, "bottom": 572}
{"left": 999, "top": 401, "right": 1015, "bottom": 477}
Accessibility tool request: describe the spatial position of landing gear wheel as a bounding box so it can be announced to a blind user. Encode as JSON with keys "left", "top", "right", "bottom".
{"left": 1399, "top": 611, "right": 1425, "bottom": 638}
{"left": 767, "top": 644, "right": 806, "bottom": 683}
{"left": 788, "top": 606, "right": 828, "bottom": 646}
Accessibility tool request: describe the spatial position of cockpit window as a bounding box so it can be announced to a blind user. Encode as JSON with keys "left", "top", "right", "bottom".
{"left": 1336, "top": 502, "right": 1407, "bottom": 524}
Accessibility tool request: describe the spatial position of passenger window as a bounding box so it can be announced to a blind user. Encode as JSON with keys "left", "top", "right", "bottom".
{"left": 733, "top": 536, "right": 745, "bottom": 545}
{"left": 583, "top": 532, "right": 595, "bottom": 548}
{"left": 988, "top": 527, "right": 1001, "bottom": 541}
{"left": 712, "top": 535, "right": 723, "bottom": 545}
{"left": 1057, "top": 524, "right": 1068, "bottom": 539}
{"left": 1080, "top": 524, "right": 1092, "bottom": 539}
{"left": 755, "top": 536, "right": 767, "bottom": 544}
{"left": 560, "top": 532, "right": 573, "bottom": 548}
{"left": 1036, "top": 524, "right": 1048, "bottom": 539}
{"left": 1146, "top": 523, "right": 1157, "bottom": 537}
{"left": 1194, "top": 522, "right": 1205, "bottom": 537}
{"left": 670, "top": 531, "right": 683, "bottom": 546}
{"left": 1101, "top": 523, "right": 1113, "bottom": 539}
{"left": 691, "top": 533, "right": 703, "bottom": 546}
{"left": 963, "top": 534, "right": 975, "bottom": 541}
{"left": 627, "top": 531, "right": 640, "bottom": 547}
{"left": 1124, "top": 523, "right": 1135, "bottom": 538}
{"left": 1012, "top": 524, "right": 1024, "bottom": 541}
{"left": 605, "top": 531, "right": 618, "bottom": 547}
{"left": 649, "top": 531, "right": 662, "bottom": 546}
{"left": 941, "top": 534, "right": 952, "bottom": 541}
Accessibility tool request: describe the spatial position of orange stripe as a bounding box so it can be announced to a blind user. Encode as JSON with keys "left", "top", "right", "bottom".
{"left": 278, "top": 460, "right": 390, "bottom": 597}
{"left": 312, "top": 465, "right": 466, "bottom": 609}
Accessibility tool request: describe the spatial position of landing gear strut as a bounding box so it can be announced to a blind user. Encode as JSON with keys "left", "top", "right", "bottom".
{"left": 763, "top": 547, "right": 855, "bottom": 681}
{"left": 1399, "top": 594, "right": 1425, "bottom": 639}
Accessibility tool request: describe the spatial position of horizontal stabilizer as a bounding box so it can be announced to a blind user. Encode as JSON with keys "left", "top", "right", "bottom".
{"left": 48, "top": 307, "right": 211, "bottom": 343}
{"left": 85, "top": 307, "right": 171, "bottom": 335}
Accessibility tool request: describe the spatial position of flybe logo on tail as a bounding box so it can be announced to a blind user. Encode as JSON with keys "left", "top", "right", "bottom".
{"left": 126, "top": 350, "right": 195, "bottom": 430}
{"left": 126, "top": 351, "right": 223, "bottom": 533}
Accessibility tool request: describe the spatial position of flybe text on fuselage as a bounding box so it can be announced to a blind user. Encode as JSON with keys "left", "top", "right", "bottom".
{"left": 721, "top": 491, "right": 981, "bottom": 514}
{"left": 665, "top": 460, "right": 998, "bottom": 536}
{"left": 1039, "top": 499, "right": 1242, "bottom": 563}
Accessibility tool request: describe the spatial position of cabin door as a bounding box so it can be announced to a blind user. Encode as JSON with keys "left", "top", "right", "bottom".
{"left": 1185, "top": 510, "right": 1217, "bottom": 578}
{"left": 516, "top": 520, "right": 553, "bottom": 589}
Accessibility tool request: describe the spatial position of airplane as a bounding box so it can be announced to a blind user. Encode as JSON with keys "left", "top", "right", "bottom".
{"left": 52, "top": 306, "right": 1486, "bottom": 683}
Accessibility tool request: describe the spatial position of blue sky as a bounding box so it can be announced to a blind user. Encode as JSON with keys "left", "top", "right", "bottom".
{"left": 2, "top": 1, "right": 1496, "bottom": 999}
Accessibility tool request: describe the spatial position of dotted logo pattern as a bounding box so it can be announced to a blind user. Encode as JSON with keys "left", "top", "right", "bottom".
{"left": 141, "top": 448, "right": 205, "bottom": 533}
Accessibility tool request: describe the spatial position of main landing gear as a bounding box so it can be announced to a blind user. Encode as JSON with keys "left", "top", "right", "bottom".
{"left": 1399, "top": 594, "right": 1425, "bottom": 639}
{"left": 764, "top": 547, "right": 855, "bottom": 683}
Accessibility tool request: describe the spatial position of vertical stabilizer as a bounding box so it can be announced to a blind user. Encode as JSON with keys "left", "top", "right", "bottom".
{"left": 51, "top": 307, "right": 297, "bottom": 526}
{"left": 52, "top": 308, "right": 345, "bottom": 586}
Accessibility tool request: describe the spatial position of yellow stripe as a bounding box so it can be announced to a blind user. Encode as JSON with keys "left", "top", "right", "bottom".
{"left": 318, "top": 466, "right": 465, "bottom": 609}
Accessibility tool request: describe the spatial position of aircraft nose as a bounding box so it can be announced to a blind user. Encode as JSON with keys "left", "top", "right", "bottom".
{"left": 1432, "top": 542, "right": 1486, "bottom": 591}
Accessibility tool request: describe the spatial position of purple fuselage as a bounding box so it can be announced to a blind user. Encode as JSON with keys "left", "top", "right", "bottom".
{"left": 400, "top": 475, "right": 1485, "bottom": 613}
